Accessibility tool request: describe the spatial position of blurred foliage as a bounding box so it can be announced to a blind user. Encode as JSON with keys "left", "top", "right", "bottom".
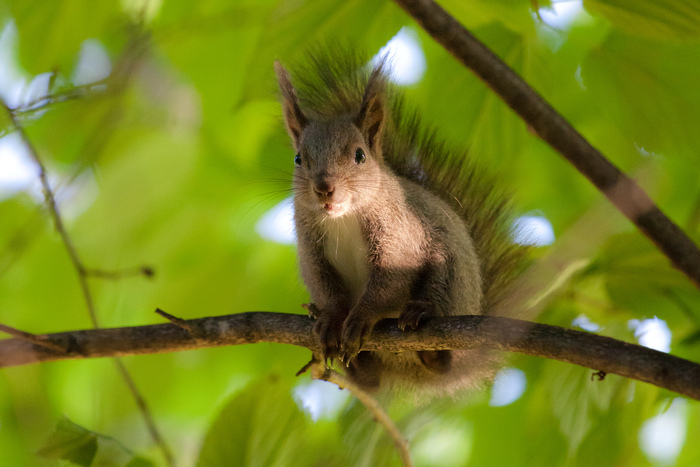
{"left": 0, "top": 0, "right": 699, "bottom": 466}
{"left": 37, "top": 417, "right": 154, "bottom": 467}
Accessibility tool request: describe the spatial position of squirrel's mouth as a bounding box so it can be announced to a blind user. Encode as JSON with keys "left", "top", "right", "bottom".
{"left": 321, "top": 201, "right": 348, "bottom": 217}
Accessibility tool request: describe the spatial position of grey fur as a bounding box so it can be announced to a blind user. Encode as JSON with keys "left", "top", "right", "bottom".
{"left": 276, "top": 50, "right": 525, "bottom": 394}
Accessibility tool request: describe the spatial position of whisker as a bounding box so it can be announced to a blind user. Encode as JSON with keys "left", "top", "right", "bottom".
{"left": 239, "top": 193, "right": 288, "bottom": 220}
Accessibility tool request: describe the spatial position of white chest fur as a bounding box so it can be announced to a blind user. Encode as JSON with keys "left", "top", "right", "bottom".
{"left": 322, "top": 213, "right": 370, "bottom": 307}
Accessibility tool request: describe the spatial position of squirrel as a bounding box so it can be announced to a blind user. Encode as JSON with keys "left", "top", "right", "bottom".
{"left": 275, "top": 49, "right": 527, "bottom": 394}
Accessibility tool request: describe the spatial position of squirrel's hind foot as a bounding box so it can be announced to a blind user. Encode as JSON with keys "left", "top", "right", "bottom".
{"left": 418, "top": 350, "right": 453, "bottom": 374}
{"left": 346, "top": 351, "right": 382, "bottom": 390}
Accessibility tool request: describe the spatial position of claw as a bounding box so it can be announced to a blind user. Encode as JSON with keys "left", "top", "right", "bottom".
{"left": 302, "top": 303, "right": 321, "bottom": 319}
{"left": 340, "top": 345, "right": 358, "bottom": 366}
{"left": 399, "top": 301, "right": 434, "bottom": 331}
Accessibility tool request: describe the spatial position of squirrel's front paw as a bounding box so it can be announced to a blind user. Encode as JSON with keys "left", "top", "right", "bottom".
{"left": 340, "top": 314, "right": 374, "bottom": 364}
{"left": 312, "top": 311, "right": 344, "bottom": 364}
{"left": 398, "top": 300, "right": 434, "bottom": 331}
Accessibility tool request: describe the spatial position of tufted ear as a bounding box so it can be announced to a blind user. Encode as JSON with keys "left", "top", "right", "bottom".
{"left": 275, "top": 61, "right": 308, "bottom": 150}
{"left": 355, "top": 66, "right": 386, "bottom": 152}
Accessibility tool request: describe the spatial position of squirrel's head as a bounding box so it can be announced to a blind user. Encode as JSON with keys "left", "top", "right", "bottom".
{"left": 275, "top": 62, "right": 387, "bottom": 219}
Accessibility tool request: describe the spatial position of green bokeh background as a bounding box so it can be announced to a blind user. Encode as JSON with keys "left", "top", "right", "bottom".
{"left": 1, "top": 0, "right": 700, "bottom": 465}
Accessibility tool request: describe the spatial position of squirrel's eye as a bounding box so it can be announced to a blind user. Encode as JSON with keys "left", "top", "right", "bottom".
{"left": 354, "top": 148, "right": 366, "bottom": 164}
{"left": 294, "top": 154, "right": 302, "bottom": 167}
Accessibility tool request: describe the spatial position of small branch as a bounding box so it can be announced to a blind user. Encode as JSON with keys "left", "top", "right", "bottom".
{"left": 1, "top": 313, "right": 698, "bottom": 401}
{"left": 85, "top": 266, "right": 155, "bottom": 280}
{"left": 392, "top": 0, "right": 700, "bottom": 289}
{"left": 295, "top": 358, "right": 318, "bottom": 377}
{"left": 5, "top": 25, "right": 148, "bottom": 126}
{"left": 0, "top": 323, "right": 65, "bottom": 353}
{"left": 313, "top": 364, "right": 413, "bottom": 467}
{"left": 155, "top": 308, "right": 204, "bottom": 340}
{"left": 0, "top": 98, "right": 173, "bottom": 466}
{"left": 9, "top": 77, "right": 111, "bottom": 119}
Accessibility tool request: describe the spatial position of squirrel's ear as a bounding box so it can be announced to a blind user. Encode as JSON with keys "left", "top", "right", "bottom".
{"left": 275, "top": 61, "right": 308, "bottom": 150}
{"left": 356, "top": 68, "right": 386, "bottom": 152}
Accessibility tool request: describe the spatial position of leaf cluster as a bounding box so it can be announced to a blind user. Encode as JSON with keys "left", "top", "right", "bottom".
{"left": 1, "top": 0, "right": 700, "bottom": 466}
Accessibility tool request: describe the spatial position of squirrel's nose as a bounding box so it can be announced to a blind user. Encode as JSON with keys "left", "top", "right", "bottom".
{"left": 314, "top": 180, "right": 335, "bottom": 198}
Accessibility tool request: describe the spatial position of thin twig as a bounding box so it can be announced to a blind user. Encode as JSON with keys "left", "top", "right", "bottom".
{"left": 392, "top": 0, "right": 700, "bottom": 289}
{"left": 0, "top": 99, "right": 174, "bottom": 466}
{"left": 3, "top": 102, "right": 100, "bottom": 326}
{"left": 9, "top": 77, "right": 111, "bottom": 118}
{"left": 295, "top": 357, "right": 317, "bottom": 377}
{"left": 312, "top": 364, "right": 413, "bottom": 467}
{"left": 155, "top": 308, "right": 191, "bottom": 329}
{"left": 1, "top": 312, "right": 699, "bottom": 401}
{"left": 113, "top": 358, "right": 175, "bottom": 467}
{"left": 85, "top": 266, "right": 155, "bottom": 280}
{"left": 0, "top": 323, "right": 65, "bottom": 353}
{"left": 155, "top": 308, "right": 204, "bottom": 340}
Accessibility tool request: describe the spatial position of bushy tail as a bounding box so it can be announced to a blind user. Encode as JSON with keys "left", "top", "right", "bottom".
{"left": 283, "top": 47, "right": 528, "bottom": 314}
{"left": 384, "top": 99, "right": 527, "bottom": 313}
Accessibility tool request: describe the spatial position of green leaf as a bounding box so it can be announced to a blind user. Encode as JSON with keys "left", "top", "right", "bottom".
{"left": 37, "top": 417, "right": 98, "bottom": 467}
{"left": 584, "top": 0, "right": 700, "bottom": 40}
{"left": 542, "top": 361, "right": 647, "bottom": 460}
{"left": 581, "top": 31, "right": 700, "bottom": 162}
{"left": 8, "top": 0, "right": 122, "bottom": 74}
{"left": 443, "top": 0, "right": 537, "bottom": 33}
{"left": 125, "top": 457, "right": 156, "bottom": 467}
{"left": 197, "top": 375, "right": 339, "bottom": 467}
{"left": 592, "top": 233, "right": 700, "bottom": 322}
{"left": 4, "top": 1, "right": 700, "bottom": 465}
{"left": 37, "top": 417, "right": 153, "bottom": 467}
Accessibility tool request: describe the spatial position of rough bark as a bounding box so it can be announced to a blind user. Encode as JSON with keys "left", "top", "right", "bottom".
{"left": 2, "top": 312, "right": 698, "bottom": 401}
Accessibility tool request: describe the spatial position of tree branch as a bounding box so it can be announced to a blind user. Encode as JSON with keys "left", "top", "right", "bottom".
{"left": 1, "top": 312, "right": 698, "bottom": 401}
{"left": 392, "top": 0, "right": 700, "bottom": 289}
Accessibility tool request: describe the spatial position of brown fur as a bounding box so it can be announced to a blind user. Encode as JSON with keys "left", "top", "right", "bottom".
{"left": 275, "top": 51, "right": 525, "bottom": 394}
